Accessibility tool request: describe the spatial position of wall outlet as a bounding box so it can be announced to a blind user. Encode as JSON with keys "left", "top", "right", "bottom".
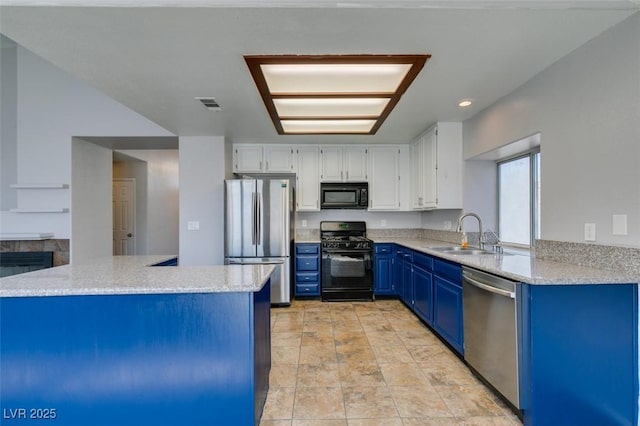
{"left": 612, "top": 214, "right": 627, "bottom": 235}
{"left": 381, "top": 219, "right": 387, "bottom": 227}
{"left": 444, "top": 221, "right": 452, "bottom": 230}
{"left": 187, "top": 221, "right": 200, "bottom": 231}
{"left": 584, "top": 223, "right": 596, "bottom": 241}
{"left": 302, "top": 219, "right": 308, "bottom": 228}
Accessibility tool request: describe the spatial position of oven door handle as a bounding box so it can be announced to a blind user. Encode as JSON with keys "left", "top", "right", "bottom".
{"left": 465, "top": 276, "right": 515, "bottom": 299}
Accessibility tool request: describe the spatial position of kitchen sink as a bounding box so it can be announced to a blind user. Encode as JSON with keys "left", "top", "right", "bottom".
{"left": 428, "top": 246, "right": 496, "bottom": 255}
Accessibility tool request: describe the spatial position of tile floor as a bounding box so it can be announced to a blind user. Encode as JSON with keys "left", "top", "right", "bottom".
{"left": 261, "top": 299, "right": 523, "bottom": 426}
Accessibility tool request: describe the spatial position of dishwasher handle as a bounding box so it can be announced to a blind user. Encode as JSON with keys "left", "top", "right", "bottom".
{"left": 465, "top": 275, "right": 516, "bottom": 299}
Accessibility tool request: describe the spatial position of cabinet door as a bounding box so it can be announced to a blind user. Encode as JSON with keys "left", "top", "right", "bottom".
{"left": 374, "top": 255, "right": 394, "bottom": 295}
{"left": 320, "top": 147, "right": 343, "bottom": 182}
{"left": 264, "top": 146, "right": 294, "bottom": 173}
{"left": 368, "top": 146, "right": 400, "bottom": 210}
{"left": 433, "top": 276, "right": 463, "bottom": 354}
{"left": 344, "top": 147, "right": 368, "bottom": 181}
{"left": 402, "top": 260, "right": 413, "bottom": 307}
{"left": 296, "top": 147, "right": 320, "bottom": 211}
{"left": 410, "top": 139, "right": 424, "bottom": 209}
{"left": 234, "top": 145, "right": 263, "bottom": 173}
{"left": 422, "top": 128, "right": 437, "bottom": 208}
{"left": 413, "top": 265, "right": 433, "bottom": 325}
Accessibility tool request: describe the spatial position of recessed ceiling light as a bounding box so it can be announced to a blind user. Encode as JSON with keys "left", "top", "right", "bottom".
{"left": 458, "top": 99, "right": 473, "bottom": 107}
{"left": 245, "top": 54, "right": 430, "bottom": 135}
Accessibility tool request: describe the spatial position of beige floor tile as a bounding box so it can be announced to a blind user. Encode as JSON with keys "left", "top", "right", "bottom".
{"left": 361, "top": 323, "right": 395, "bottom": 333}
{"left": 342, "top": 386, "right": 399, "bottom": 419}
{"left": 274, "top": 321, "right": 305, "bottom": 333}
{"left": 303, "top": 322, "right": 334, "bottom": 334}
{"left": 402, "top": 418, "right": 458, "bottom": 425}
{"left": 299, "top": 343, "right": 337, "bottom": 364}
{"left": 365, "top": 331, "right": 403, "bottom": 346}
{"left": 260, "top": 420, "right": 292, "bottom": 426}
{"left": 338, "top": 362, "right": 386, "bottom": 386}
{"left": 436, "top": 386, "right": 504, "bottom": 418}
{"left": 348, "top": 418, "right": 403, "bottom": 426}
{"left": 262, "top": 387, "right": 296, "bottom": 420}
{"left": 272, "top": 346, "right": 301, "bottom": 366}
{"left": 293, "top": 420, "right": 348, "bottom": 426}
{"left": 293, "top": 386, "right": 346, "bottom": 419}
{"left": 302, "top": 331, "right": 335, "bottom": 346}
{"left": 334, "top": 332, "right": 369, "bottom": 347}
{"left": 407, "top": 345, "right": 446, "bottom": 363}
{"left": 379, "top": 363, "right": 430, "bottom": 386}
{"left": 371, "top": 345, "right": 414, "bottom": 364}
{"left": 273, "top": 332, "right": 302, "bottom": 347}
{"left": 336, "top": 344, "right": 377, "bottom": 364}
{"left": 389, "top": 385, "right": 453, "bottom": 418}
{"left": 457, "top": 416, "right": 519, "bottom": 425}
{"left": 397, "top": 331, "right": 442, "bottom": 347}
{"left": 420, "top": 360, "right": 478, "bottom": 387}
{"left": 297, "top": 363, "right": 341, "bottom": 387}
{"left": 270, "top": 364, "right": 299, "bottom": 387}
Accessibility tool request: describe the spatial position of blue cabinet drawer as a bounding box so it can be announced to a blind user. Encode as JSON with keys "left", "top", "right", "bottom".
{"left": 433, "top": 258, "right": 462, "bottom": 285}
{"left": 413, "top": 252, "right": 433, "bottom": 271}
{"left": 374, "top": 244, "right": 393, "bottom": 254}
{"left": 296, "top": 256, "right": 319, "bottom": 271}
{"left": 295, "top": 272, "right": 319, "bottom": 283}
{"left": 296, "top": 244, "right": 319, "bottom": 255}
{"left": 295, "top": 283, "right": 320, "bottom": 295}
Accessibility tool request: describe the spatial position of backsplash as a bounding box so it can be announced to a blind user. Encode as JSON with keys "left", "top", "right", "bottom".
{"left": 535, "top": 239, "right": 640, "bottom": 277}
{"left": 0, "top": 239, "right": 70, "bottom": 267}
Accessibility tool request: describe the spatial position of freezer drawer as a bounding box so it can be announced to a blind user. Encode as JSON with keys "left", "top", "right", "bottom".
{"left": 226, "top": 257, "right": 291, "bottom": 305}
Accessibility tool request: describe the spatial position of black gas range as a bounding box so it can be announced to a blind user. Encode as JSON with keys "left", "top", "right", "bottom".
{"left": 320, "top": 221, "right": 374, "bottom": 302}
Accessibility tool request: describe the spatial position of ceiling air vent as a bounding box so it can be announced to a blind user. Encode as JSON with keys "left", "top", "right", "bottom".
{"left": 195, "top": 97, "right": 222, "bottom": 111}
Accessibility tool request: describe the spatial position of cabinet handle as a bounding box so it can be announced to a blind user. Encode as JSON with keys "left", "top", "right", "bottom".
{"left": 341, "top": 171, "right": 344, "bottom": 180}
{"left": 346, "top": 171, "right": 349, "bottom": 180}
{"left": 260, "top": 161, "right": 262, "bottom": 170}
{"left": 266, "top": 161, "right": 269, "bottom": 171}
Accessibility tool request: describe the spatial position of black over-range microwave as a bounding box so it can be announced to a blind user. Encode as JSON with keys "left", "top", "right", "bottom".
{"left": 320, "top": 182, "right": 369, "bottom": 209}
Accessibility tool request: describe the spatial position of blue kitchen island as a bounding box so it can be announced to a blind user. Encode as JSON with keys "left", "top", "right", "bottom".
{"left": 0, "top": 256, "right": 274, "bottom": 426}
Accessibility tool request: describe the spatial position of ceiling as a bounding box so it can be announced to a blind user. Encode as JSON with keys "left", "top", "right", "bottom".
{"left": 1, "top": 1, "right": 638, "bottom": 145}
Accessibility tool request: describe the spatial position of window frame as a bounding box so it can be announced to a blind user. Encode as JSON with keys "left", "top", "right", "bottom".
{"left": 497, "top": 148, "right": 540, "bottom": 249}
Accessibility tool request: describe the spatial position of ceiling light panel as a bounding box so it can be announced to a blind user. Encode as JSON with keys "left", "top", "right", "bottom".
{"left": 262, "top": 64, "right": 412, "bottom": 94}
{"left": 281, "top": 119, "right": 377, "bottom": 134}
{"left": 245, "top": 54, "right": 430, "bottom": 135}
{"left": 273, "top": 98, "right": 390, "bottom": 118}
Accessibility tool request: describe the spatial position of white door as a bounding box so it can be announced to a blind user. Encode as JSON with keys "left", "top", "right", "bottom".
{"left": 264, "top": 145, "right": 294, "bottom": 172}
{"left": 368, "top": 146, "right": 400, "bottom": 210}
{"left": 320, "top": 147, "right": 343, "bottom": 182}
{"left": 113, "top": 179, "right": 136, "bottom": 255}
{"left": 422, "top": 127, "right": 438, "bottom": 208}
{"left": 296, "top": 146, "right": 320, "bottom": 211}
{"left": 234, "top": 144, "right": 263, "bottom": 173}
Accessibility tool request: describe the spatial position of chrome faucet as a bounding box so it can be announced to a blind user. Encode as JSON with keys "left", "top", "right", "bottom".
{"left": 456, "top": 212, "right": 486, "bottom": 250}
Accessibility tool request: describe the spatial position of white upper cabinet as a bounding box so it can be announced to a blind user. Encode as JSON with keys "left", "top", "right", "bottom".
{"left": 368, "top": 146, "right": 400, "bottom": 211}
{"left": 320, "top": 146, "right": 368, "bottom": 182}
{"left": 233, "top": 144, "right": 263, "bottom": 173}
{"left": 295, "top": 146, "right": 320, "bottom": 212}
{"left": 264, "top": 145, "right": 295, "bottom": 173}
{"left": 410, "top": 122, "right": 463, "bottom": 210}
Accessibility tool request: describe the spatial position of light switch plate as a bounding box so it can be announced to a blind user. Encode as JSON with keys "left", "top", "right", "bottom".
{"left": 444, "top": 221, "right": 452, "bottom": 230}
{"left": 302, "top": 219, "right": 308, "bottom": 228}
{"left": 187, "top": 221, "right": 200, "bottom": 231}
{"left": 613, "top": 214, "right": 627, "bottom": 235}
{"left": 584, "top": 223, "right": 596, "bottom": 241}
{"left": 381, "top": 219, "right": 387, "bottom": 227}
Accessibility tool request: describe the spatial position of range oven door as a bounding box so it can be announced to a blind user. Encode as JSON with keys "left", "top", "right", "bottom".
{"left": 321, "top": 250, "right": 373, "bottom": 301}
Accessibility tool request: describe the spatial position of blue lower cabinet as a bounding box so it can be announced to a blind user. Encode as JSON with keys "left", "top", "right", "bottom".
{"left": 413, "top": 264, "right": 433, "bottom": 325}
{"left": 295, "top": 243, "right": 320, "bottom": 297}
{"left": 0, "top": 284, "right": 272, "bottom": 426}
{"left": 521, "top": 283, "right": 638, "bottom": 426}
{"left": 433, "top": 275, "right": 463, "bottom": 355}
{"left": 432, "top": 259, "right": 463, "bottom": 355}
{"left": 374, "top": 244, "right": 395, "bottom": 295}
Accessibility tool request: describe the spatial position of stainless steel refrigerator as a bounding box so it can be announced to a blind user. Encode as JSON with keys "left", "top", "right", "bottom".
{"left": 224, "top": 177, "right": 294, "bottom": 305}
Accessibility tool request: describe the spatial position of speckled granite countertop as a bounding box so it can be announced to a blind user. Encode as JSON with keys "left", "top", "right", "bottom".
{"left": 0, "top": 256, "right": 275, "bottom": 298}
{"left": 373, "top": 237, "right": 638, "bottom": 285}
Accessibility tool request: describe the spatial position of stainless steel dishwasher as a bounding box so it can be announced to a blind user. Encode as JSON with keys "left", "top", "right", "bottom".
{"left": 462, "top": 267, "right": 520, "bottom": 409}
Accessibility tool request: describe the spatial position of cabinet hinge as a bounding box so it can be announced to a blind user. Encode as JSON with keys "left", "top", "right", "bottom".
{"left": 365, "top": 149, "right": 368, "bottom": 154}
{"left": 291, "top": 149, "right": 293, "bottom": 154}
{"left": 321, "top": 149, "right": 323, "bottom": 154}
{"left": 235, "top": 149, "right": 238, "bottom": 154}
{"left": 296, "top": 149, "right": 299, "bottom": 154}
{"left": 435, "top": 129, "right": 438, "bottom": 136}
{"left": 398, "top": 149, "right": 400, "bottom": 154}
{"left": 436, "top": 197, "right": 439, "bottom": 204}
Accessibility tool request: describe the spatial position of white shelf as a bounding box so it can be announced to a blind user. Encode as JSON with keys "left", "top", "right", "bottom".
{"left": 0, "top": 233, "right": 54, "bottom": 241}
{"left": 10, "top": 208, "right": 69, "bottom": 213}
{"left": 11, "top": 183, "right": 69, "bottom": 189}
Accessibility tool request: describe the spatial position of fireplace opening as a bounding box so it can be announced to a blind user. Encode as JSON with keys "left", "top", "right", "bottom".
{"left": 0, "top": 252, "right": 54, "bottom": 278}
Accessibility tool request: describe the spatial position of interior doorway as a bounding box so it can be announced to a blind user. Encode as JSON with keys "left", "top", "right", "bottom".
{"left": 113, "top": 178, "right": 136, "bottom": 255}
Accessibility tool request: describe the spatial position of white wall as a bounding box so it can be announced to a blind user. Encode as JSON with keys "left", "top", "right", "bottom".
{"left": 115, "top": 150, "right": 179, "bottom": 256}
{"left": 463, "top": 12, "right": 640, "bottom": 247}
{"left": 1, "top": 42, "right": 173, "bottom": 246}
{"left": 0, "top": 38, "right": 17, "bottom": 211}
{"left": 179, "top": 136, "right": 226, "bottom": 265}
{"left": 71, "top": 138, "right": 113, "bottom": 263}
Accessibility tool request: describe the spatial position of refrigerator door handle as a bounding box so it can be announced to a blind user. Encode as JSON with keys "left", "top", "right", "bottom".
{"left": 256, "top": 193, "right": 262, "bottom": 245}
{"left": 252, "top": 191, "right": 257, "bottom": 245}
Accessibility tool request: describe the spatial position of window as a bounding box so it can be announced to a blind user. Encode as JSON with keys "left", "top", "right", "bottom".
{"left": 498, "top": 150, "right": 540, "bottom": 247}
